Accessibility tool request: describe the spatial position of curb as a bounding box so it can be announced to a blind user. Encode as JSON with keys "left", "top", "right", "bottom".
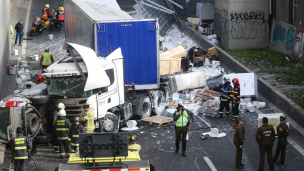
{"left": 175, "top": 19, "right": 304, "bottom": 129}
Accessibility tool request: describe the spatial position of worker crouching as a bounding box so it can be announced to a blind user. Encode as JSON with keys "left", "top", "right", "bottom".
{"left": 173, "top": 104, "right": 193, "bottom": 157}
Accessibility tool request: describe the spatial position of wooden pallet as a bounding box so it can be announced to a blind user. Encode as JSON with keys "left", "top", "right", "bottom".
{"left": 140, "top": 116, "right": 173, "bottom": 127}
{"left": 192, "top": 89, "right": 221, "bottom": 104}
{"left": 199, "top": 89, "right": 220, "bottom": 98}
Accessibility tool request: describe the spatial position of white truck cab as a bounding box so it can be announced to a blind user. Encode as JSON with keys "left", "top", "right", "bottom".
{"left": 44, "top": 43, "right": 131, "bottom": 132}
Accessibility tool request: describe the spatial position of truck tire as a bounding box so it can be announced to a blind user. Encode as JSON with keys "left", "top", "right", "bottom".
{"left": 34, "top": 133, "right": 54, "bottom": 143}
{"left": 151, "top": 90, "right": 165, "bottom": 115}
{"left": 27, "top": 113, "right": 40, "bottom": 134}
{"left": 134, "top": 93, "right": 151, "bottom": 119}
{"left": 99, "top": 113, "right": 119, "bottom": 133}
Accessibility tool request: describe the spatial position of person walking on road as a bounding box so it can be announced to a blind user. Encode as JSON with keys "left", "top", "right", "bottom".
{"left": 69, "top": 117, "right": 86, "bottom": 151}
{"left": 233, "top": 117, "right": 245, "bottom": 169}
{"left": 218, "top": 76, "right": 232, "bottom": 118}
{"left": 81, "top": 104, "right": 95, "bottom": 133}
{"left": 230, "top": 78, "right": 241, "bottom": 121}
{"left": 14, "top": 20, "right": 23, "bottom": 46}
{"left": 273, "top": 116, "right": 289, "bottom": 165}
{"left": 11, "top": 25, "right": 14, "bottom": 42}
{"left": 53, "top": 109, "right": 72, "bottom": 158}
{"left": 11, "top": 128, "right": 32, "bottom": 171}
{"left": 256, "top": 117, "right": 275, "bottom": 171}
{"left": 173, "top": 104, "right": 193, "bottom": 157}
{"left": 40, "top": 47, "right": 54, "bottom": 72}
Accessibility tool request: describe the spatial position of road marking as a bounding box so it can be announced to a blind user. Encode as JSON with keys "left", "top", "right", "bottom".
{"left": 287, "top": 137, "right": 304, "bottom": 156}
{"left": 255, "top": 108, "right": 304, "bottom": 157}
{"left": 203, "top": 157, "right": 217, "bottom": 171}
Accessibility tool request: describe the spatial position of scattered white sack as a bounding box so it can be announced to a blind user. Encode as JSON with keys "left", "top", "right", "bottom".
{"left": 210, "top": 128, "right": 219, "bottom": 137}
{"left": 172, "top": 92, "right": 180, "bottom": 100}
{"left": 246, "top": 103, "right": 255, "bottom": 113}
{"left": 244, "top": 98, "right": 251, "bottom": 102}
{"left": 210, "top": 39, "right": 219, "bottom": 45}
{"left": 198, "top": 26, "right": 205, "bottom": 33}
{"left": 206, "top": 34, "right": 217, "bottom": 40}
{"left": 257, "top": 102, "right": 266, "bottom": 109}
{"left": 202, "top": 132, "right": 226, "bottom": 138}
{"left": 16, "top": 77, "right": 22, "bottom": 84}
{"left": 159, "top": 37, "right": 165, "bottom": 41}
{"left": 239, "top": 101, "right": 247, "bottom": 112}
{"left": 127, "top": 120, "right": 137, "bottom": 128}
{"left": 177, "top": 34, "right": 183, "bottom": 38}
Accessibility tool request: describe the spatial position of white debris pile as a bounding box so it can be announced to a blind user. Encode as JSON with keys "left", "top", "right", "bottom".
{"left": 13, "top": 59, "right": 37, "bottom": 89}
{"left": 160, "top": 24, "right": 198, "bottom": 51}
{"left": 192, "top": 65, "right": 224, "bottom": 79}
{"left": 239, "top": 98, "right": 266, "bottom": 113}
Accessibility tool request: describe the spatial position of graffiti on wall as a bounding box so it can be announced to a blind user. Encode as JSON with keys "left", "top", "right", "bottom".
{"left": 272, "top": 21, "right": 286, "bottom": 44}
{"left": 285, "top": 26, "right": 295, "bottom": 51}
{"left": 230, "top": 12, "right": 268, "bottom": 39}
{"left": 292, "top": 30, "right": 304, "bottom": 60}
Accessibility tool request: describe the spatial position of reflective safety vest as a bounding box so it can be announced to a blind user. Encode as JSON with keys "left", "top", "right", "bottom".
{"left": 69, "top": 124, "right": 86, "bottom": 146}
{"left": 55, "top": 118, "right": 71, "bottom": 140}
{"left": 230, "top": 85, "right": 241, "bottom": 103}
{"left": 82, "top": 109, "right": 95, "bottom": 131}
{"left": 11, "top": 135, "right": 32, "bottom": 160}
{"left": 221, "top": 83, "right": 232, "bottom": 101}
{"left": 58, "top": 11, "right": 64, "bottom": 20}
{"left": 10, "top": 25, "right": 14, "bottom": 41}
{"left": 175, "top": 110, "right": 188, "bottom": 127}
{"left": 42, "top": 52, "right": 53, "bottom": 66}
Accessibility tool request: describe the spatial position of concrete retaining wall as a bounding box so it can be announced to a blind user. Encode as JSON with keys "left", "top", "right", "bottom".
{"left": 214, "top": 0, "right": 269, "bottom": 50}
{"left": 0, "top": 0, "right": 11, "bottom": 99}
{"left": 176, "top": 19, "right": 304, "bottom": 129}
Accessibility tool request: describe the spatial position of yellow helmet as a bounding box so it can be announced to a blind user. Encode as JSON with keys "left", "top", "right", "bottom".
{"left": 57, "top": 103, "right": 65, "bottom": 109}
{"left": 59, "top": 7, "right": 64, "bottom": 11}
{"left": 45, "top": 4, "right": 49, "bottom": 8}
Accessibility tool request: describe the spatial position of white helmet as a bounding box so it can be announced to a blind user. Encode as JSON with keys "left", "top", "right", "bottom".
{"left": 224, "top": 76, "right": 230, "bottom": 81}
{"left": 57, "top": 103, "right": 65, "bottom": 109}
{"left": 58, "top": 109, "right": 66, "bottom": 116}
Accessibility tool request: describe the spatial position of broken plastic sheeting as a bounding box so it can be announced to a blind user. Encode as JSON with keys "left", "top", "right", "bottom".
{"left": 202, "top": 131, "right": 226, "bottom": 138}
{"left": 206, "top": 74, "right": 224, "bottom": 90}
{"left": 62, "top": 43, "right": 110, "bottom": 91}
{"left": 169, "top": 71, "right": 207, "bottom": 92}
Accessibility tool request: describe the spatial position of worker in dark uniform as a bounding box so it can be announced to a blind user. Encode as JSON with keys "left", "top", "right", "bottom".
{"left": 256, "top": 117, "right": 275, "bottom": 171}
{"left": 53, "top": 109, "right": 72, "bottom": 158}
{"left": 218, "top": 76, "right": 232, "bottom": 118}
{"left": 11, "top": 128, "right": 32, "bottom": 171}
{"left": 69, "top": 117, "right": 86, "bottom": 151}
{"left": 173, "top": 104, "right": 193, "bottom": 157}
{"left": 233, "top": 117, "right": 245, "bottom": 169}
{"left": 230, "top": 78, "right": 241, "bottom": 121}
{"left": 273, "top": 116, "right": 289, "bottom": 165}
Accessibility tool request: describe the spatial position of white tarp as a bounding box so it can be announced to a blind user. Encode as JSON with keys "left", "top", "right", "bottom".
{"left": 71, "top": 0, "right": 133, "bottom": 21}
{"left": 63, "top": 43, "right": 110, "bottom": 91}
{"left": 224, "top": 73, "right": 256, "bottom": 97}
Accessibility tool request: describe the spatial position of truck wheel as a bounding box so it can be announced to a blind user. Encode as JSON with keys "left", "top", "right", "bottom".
{"left": 152, "top": 90, "right": 165, "bottom": 115}
{"left": 27, "top": 113, "right": 40, "bottom": 134}
{"left": 34, "top": 133, "right": 54, "bottom": 143}
{"left": 134, "top": 93, "right": 151, "bottom": 119}
{"left": 99, "top": 113, "right": 118, "bottom": 132}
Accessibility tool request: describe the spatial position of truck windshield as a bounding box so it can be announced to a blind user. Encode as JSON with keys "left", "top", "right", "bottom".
{"left": 0, "top": 108, "right": 10, "bottom": 141}
{"left": 47, "top": 77, "right": 93, "bottom": 98}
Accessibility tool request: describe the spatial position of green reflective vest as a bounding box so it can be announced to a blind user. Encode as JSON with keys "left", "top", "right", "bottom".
{"left": 175, "top": 110, "right": 188, "bottom": 127}
{"left": 42, "top": 52, "right": 52, "bottom": 66}
{"left": 10, "top": 25, "right": 14, "bottom": 42}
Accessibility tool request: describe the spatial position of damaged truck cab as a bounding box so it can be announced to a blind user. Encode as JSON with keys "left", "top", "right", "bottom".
{"left": 44, "top": 43, "right": 130, "bottom": 132}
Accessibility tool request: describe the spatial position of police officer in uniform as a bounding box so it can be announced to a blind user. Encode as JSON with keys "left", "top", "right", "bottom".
{"left": 256, "top": 117, "right": 275, "bottom": 171}
{"left": 53, "top": 109, "right": 72, "bottom": 158}
{"left": 218, "top": 76, "right": 232, "bottom": 118}
{"left": 81, "top": 104, "right": 95, "bottom": 133}
{"left": 11, "top": 128, "right": 32, "bottom": 171}
{"left": 273, "top": 116, "right": 289, "bottom": 165}
{"left": 233, "top": 117, "right": 245, "bottom": 169}
{"left": 69, "top": 117, "right": 86, "bottom": 151}
{"left": 173, "top": 104, "right": 193, "bottom": 157}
